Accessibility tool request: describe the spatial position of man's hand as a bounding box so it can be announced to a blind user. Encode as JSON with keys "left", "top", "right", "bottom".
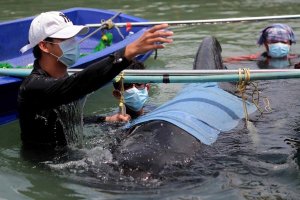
{"left": 105, "top": 113, "right": 131, "bottom": 122}
{"left": 124, "top": 24, "right": 173, "bottom": 60}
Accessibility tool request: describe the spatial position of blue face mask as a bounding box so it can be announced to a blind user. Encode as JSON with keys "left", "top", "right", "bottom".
{"left": 58, "top": 38, "right": 80, "bottom": 67}
{"left": 268, "top": 43, "right": 290, "bottom": 58}
{"left": 49, "top": 38, "right": 80, "bottom": 67}
{"left": 124, "top": 87, "right": 149, "bottom": 111}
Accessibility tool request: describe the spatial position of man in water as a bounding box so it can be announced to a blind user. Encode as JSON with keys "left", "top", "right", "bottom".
{"left": 18, "top": 11, "right": 173, "bottom": 152}
{"left": 224, "top": 23, "right": 298, "bottom": 68}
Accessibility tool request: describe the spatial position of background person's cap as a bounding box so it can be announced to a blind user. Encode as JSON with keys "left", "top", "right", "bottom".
{"left": 257, "top": 23, "right": 296, "bottom": 45}
{"left": 20, "top": 11, "right": 89, "bottom": 53}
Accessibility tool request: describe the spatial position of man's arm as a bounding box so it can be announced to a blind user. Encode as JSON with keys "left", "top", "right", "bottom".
{"left": 20, "top": 24, "right": 173, "bottom": 109}
{"left": 223, "top": 53, "right": 261, "bottom": 63}
{"left": 84, "top": 113, "right": 131, "bottom": 124}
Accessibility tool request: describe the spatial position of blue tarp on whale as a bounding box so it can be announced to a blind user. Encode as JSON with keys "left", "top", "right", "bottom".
{"left": 129, "top": 82, "right": 257, "bottom": 145}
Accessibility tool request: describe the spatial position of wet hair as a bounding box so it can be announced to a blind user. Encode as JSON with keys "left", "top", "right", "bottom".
{"left": 113, "top": 60, "right": 146, "bottom": 90}
{"left": 32, "top": 37, "right": 54, "bottom": 59}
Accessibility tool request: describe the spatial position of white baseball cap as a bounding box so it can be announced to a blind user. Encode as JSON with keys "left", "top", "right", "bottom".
{"left": 20, "top": 11, "right": 89, "bottom": 53}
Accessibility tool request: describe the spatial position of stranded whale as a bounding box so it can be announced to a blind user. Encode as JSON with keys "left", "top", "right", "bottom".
{"left": 113, "top": 36, "right": 256, "bottom": 176}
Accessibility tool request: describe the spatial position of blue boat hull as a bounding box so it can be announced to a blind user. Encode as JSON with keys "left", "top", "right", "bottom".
{"left": 0, "top": 76, "right": 20, "bottom": 124}
{"left": 0, "top": 7, "right": 152, "bottom": 125}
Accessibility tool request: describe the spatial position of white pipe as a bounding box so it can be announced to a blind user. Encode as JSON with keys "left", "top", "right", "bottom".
{"left": 85, "top": 14, "right": 300, "bottom": 28}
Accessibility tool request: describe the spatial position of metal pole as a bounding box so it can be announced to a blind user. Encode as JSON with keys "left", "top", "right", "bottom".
{"left": 86, "top": 14, "right": 300, "bottom": 28}
{"left": 2, "top": 68, "right": 300, "bottom": 78}
{"left": 118, "top": 72, "right": 300, "bottom": 83}
{"left": 110, "top": 69, "right": 300, "bottom": 76}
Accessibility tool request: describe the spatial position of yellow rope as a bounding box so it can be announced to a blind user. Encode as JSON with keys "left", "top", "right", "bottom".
{"left": 250, "top": 82, "right": 264, "bottom": 113}
{"left": 250, "top": 82, "right": 272, "bottom": 113}
{"left": 237, "top": 68, "right": 251, "bottom": 122}
{"left": 237, "top": 68, "right": 272, "bottom": 122}
{"left": 118, "top": 71, "right": 126, "bottom": 115}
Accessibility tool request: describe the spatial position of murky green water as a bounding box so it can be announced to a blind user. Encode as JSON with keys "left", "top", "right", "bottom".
{"left": 1, "top": 0, "right": 300, "bottom": 199}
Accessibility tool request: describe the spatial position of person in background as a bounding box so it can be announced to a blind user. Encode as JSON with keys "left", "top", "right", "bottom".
{"left": 84, "top": 60, "right": 149, "bottom": 123}
{"left": 224, "top": 23, "right": 298, "bottom": 68}
{"left": 18, "top": 11, "right": 173, "bottom": 151}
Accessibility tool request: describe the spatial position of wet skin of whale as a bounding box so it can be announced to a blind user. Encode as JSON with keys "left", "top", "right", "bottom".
{"left": 113, "top": 36, "right": 225, "bottom": 175}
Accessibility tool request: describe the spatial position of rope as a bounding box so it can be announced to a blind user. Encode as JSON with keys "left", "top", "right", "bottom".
{"left": 115, "top": 25, "right": 125, "bottom": 40}
{"left": 79, "top": 13, "right": 118, "bottom": 44}
{"left": 250, "top": 82, "right": 272, "bottom": 113}
{"left": 79, "top": 20, "right": 106, "bottom": 43}
{"left": 237, "top": 68, "right": 272, "bottom": 123}
{"left": 237, "top": 68, "right": 251, "bottom": 122}
{"left": 250, "top": 82, "right": 264, "bottom": 113}
{"left": 100, "top": 18, "right": 124, "bottom": 39}
{"left": 118, "top": 72, "right": 126, "bottom": 115}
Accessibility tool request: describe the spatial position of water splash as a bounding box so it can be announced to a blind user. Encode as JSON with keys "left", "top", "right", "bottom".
{"left": 55, "top": 96, "right": 87, "bottom": 148}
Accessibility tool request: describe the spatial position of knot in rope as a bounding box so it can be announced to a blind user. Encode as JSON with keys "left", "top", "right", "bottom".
{"left": 237, "top": 68, "right": 251, "bottom": 93}
{"left": 237, "top": 68, "right": 251, "bottom": 122}
{"left": 102, "top": 19, "right": 115, "bottom": 29}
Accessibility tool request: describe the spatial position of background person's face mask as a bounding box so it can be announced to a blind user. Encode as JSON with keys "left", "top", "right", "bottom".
{"left": 268, "top": 42, "right": 290, "bottom": 58}
{"left": 124, "top": 87, "right": 149, "bottom": 111}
